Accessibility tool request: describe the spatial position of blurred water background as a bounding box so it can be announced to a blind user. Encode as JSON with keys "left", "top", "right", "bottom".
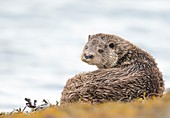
{"left": 0, "top": 0, "right": 170, "bottom": 112}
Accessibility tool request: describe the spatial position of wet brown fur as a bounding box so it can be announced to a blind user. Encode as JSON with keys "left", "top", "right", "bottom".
{"left": 60, "top": 33, "right": 164, "bottom": 105}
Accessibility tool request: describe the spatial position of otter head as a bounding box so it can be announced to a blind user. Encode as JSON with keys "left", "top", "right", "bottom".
{"left": 81, "top": 33, "right": 130, "bottom": 69}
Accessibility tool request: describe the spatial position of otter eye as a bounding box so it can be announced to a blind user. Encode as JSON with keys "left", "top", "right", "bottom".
{"left": 98, "top": 49, "right": 104, "bottom": 53}
{"left": 85, "top": 46, "right": 88, "bottom": 50}
{"left": 109, "top": 43, "right": 115, "bottom": 49}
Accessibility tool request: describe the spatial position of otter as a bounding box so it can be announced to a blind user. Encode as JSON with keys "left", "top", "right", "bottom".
{"left": 60, "top": 33, "right": 164, "bottom": 105}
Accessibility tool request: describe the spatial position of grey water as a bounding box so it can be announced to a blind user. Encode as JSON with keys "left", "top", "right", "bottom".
{"left": 0, "top": 0, "right": 170, "bottom": 112}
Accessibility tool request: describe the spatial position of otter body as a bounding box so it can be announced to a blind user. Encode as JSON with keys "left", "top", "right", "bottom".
{"left": 60, "top": 33, "right": 164, "bottom": 105}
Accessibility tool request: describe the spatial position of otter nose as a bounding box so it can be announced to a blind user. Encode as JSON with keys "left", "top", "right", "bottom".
{"left": 84, "top": 53, "right": 94, "bottom": 59}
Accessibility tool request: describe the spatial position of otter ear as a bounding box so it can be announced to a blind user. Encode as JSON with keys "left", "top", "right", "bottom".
{"left": 88, "top": 35, "right": 92, "bottom": 41}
